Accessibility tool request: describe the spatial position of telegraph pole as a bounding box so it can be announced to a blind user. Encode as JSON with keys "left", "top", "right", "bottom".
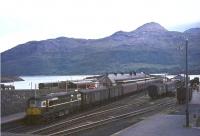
{"left": 185, "top": 39, "right": 189, "bottom": 127}
{"left": 145, "top": 73, "right": 146, "bottom": 90}
{"left": 66, "top": 81, "right": 68, "bottom": 92}
{"left": 34, "top": 83, "right": 37, "bottom": 98}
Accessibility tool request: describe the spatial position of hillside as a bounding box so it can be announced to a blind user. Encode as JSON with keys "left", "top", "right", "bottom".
{"left": 1, "top": 22, "right": 200, "bottom": 75}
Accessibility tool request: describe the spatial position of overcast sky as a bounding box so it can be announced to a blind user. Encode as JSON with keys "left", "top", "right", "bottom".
{"left": 0, "top": 0, "right": 200, "bottom": 52}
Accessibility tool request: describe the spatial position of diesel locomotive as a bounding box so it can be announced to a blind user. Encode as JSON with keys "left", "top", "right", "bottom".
{"left": 26, "top": 91, "right": 81, "bottom": 122}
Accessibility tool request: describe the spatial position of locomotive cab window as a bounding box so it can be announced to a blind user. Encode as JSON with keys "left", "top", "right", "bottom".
{"left": 48, "top": 101, "right": 54, "bottom": 106}
{"left": 29, "top": 100, "right": 36, "bottom": 107}
{"left": 29, "top": 99, "right": 45, "bottom": 108}
{"left": 48, "top": 100, "right": 59, "bottom": 106}
{"left": 41, "top": 101, "right": 46, "bottom": 107}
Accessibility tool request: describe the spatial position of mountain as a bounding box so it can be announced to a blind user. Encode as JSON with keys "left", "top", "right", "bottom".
{"left": 1, "top": 22, "right": 200, "bottom": 75}
{"left": 135, "top": 22, "right": 167, "bottom": 32}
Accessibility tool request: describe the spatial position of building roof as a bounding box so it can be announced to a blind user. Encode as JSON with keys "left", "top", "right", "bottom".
{"left": 106, "top": 72, "right": 149, "bottom": 85}
{"left": 172, "top": 74, "right": 185, "bottom": 81}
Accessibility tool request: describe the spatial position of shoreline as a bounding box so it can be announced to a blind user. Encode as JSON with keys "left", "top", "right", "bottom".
{"left": 0, "top": 76, "right": 24, "bottom": 83}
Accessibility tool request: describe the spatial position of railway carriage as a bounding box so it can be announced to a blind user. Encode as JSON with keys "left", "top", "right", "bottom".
{"left": 121, "top": 82, "right": 137, "bottom": 95}
{"left": 109, "top": 86, "right": 123, "bottom": 99}
{"left": 136, "top": 81, "right": 146, "bottom": 91}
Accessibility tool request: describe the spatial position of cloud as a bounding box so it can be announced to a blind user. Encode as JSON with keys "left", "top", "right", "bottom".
{"left": 0, "top": 0, "right": 200, "bottom": 52}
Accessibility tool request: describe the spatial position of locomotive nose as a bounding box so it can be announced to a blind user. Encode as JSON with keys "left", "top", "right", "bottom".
{"left": 26, "top": 107, "right": 41, "bottom": 115}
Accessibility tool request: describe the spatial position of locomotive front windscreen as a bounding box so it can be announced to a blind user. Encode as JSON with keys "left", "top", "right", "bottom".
{"left": 29, "top": 99, "right": 46, "bottom": 108}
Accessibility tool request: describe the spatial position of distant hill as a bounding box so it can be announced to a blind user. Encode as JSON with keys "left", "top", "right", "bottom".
{"left": 1, "top": 76, "right": 24, "bottom": 83}
{"left": 1, "top": 22, "right": 200, "bottom": 75}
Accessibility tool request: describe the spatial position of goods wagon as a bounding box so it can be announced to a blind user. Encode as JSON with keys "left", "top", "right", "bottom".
{"left": 165, "top": 81, "right": 176, "bottom": 96}
{"left": 177, "top": 86, "right": 192, "bottom": 104}
{"left": 80, "top": 88, "right": 109, "bottom": 106}
{"left": 147, "top": 81, "right": 177, "bottom": 99}
{"left": 147, "top": 83, "right": 166, "bottom": 99}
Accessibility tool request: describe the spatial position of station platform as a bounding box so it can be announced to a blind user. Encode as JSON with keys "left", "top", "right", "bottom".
{"left": 1, "top": 112, "right": 25, "bottom": 124}
{"left": 112, "top": 90, "right": 200, "bottom": 136}
{"left": 112, "top": 114, "right": 200, "bottom": 136}
{"left": 190, "top": 90, "right": 200, "bottom": 104}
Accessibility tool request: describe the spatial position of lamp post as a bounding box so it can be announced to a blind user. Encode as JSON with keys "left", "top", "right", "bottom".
{"left": 185, "top": 39, "right": 189, "bottom": 127}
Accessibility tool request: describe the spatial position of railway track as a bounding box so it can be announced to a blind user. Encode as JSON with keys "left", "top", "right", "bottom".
{"left": 30, "top": 97, "right": 175, "bottom": 136}
{"left": 45, "top": 100, "right": 175, "bottom": 136}
{"left": 2, "top": 92, "right": 176, "bottom": 136}
{"left": 3, "top": 92, "right": 147, "bottom": 133}
{"left": 28, "top": 95, "right": 149, "bottom": 134}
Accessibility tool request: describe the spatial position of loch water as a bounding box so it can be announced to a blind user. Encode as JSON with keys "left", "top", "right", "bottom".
{"left": 2, "top": 74, "right": 200, "bottom": 90}
{"left": 3, "top": 75, "right": 93, "bottom": 89}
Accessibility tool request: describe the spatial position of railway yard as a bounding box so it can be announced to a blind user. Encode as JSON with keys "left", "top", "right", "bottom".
{"left": 1, "top": 91, "right": 180, "bottom": 136}
{"left": 1, "top": 74, "right": 200, "bottom": 136}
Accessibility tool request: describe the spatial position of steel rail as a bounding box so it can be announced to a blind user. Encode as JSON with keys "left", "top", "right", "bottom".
{"left": 5, "top": 93, "right": 146, "bottom": 133}
{"left": 48, "top": 101, "right": 175, "bottom": 136}
{"left": 30, "top": 96, "right": 150, "bottom": 134}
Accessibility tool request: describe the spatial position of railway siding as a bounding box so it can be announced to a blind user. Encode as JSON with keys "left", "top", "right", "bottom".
{"left": 28, "top": 97, "right": 175, "bottom": 135}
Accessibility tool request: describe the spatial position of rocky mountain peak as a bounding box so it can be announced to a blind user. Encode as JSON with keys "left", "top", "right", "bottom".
{"left": 134, "top": 22, "right": 167, "bottom": 32}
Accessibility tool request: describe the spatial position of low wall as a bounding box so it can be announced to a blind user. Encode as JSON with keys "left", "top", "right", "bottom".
{"left": 1, "top": 89, "right": 66, "bottom": 117}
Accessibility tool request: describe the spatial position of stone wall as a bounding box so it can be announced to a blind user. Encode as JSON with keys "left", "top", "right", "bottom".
{"left": 1, "top": 89, "right": 66, "bottom": 117}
